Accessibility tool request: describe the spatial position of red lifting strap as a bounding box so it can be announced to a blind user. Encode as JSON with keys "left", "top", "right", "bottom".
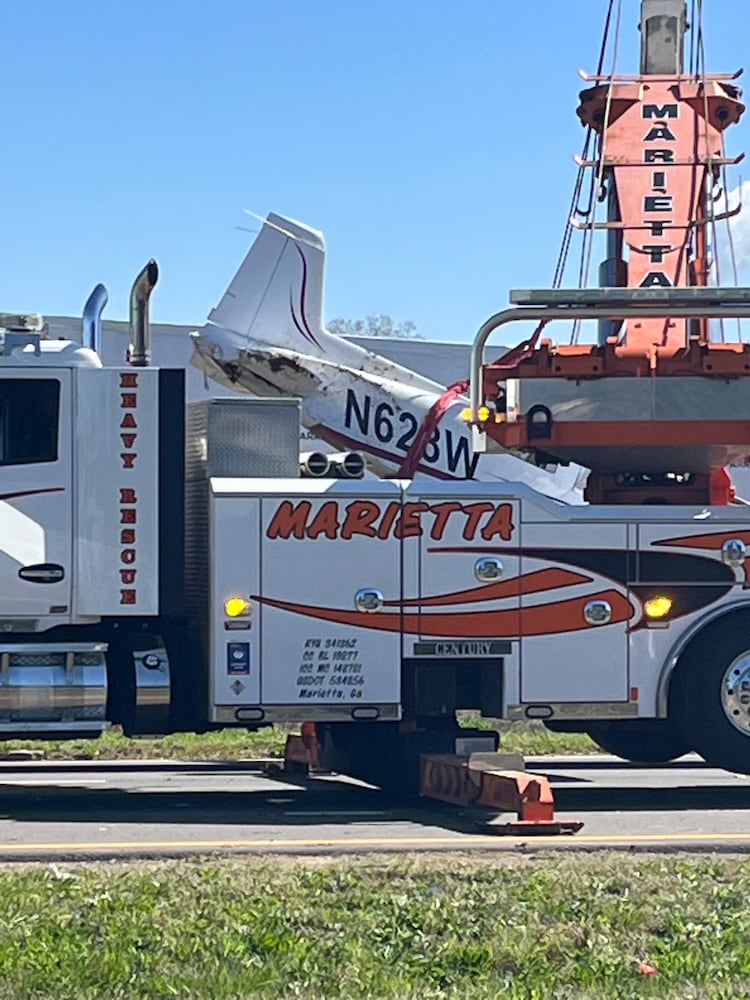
{"left": 397, "top": 377, "right": 469, "bottom": 478}
{"left": 397, "top": 322, "right": 547, "bottom": 479}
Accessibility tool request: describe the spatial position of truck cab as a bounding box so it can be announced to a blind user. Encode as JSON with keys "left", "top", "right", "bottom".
{"left": 0, "top": 290, "right": 181, "bottom": 740}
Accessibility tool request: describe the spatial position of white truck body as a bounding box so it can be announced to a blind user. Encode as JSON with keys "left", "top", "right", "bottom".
{"left": 3, "top": 280, "right": 750, "bottom": 781}
{"left": 2, "top": 345, "right": 748, "bottom": 746}
{"left": 206, "top": 474, "right": 748, "bottom": 729}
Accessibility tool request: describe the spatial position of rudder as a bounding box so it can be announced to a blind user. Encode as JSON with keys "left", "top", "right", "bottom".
{"left": 206, "top": 213, "right": 328, "bottom": 355}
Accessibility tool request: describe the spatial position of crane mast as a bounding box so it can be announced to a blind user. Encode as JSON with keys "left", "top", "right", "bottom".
{"left": 582, "top": 0, "right": 741, "bottom": 350}
{"left": 470, "top": 0, "right": 750, "bottom": 505}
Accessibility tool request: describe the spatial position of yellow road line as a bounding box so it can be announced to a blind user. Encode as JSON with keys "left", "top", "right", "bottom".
{"left": 0, "top": 831, "right": 750, "bottom": 853}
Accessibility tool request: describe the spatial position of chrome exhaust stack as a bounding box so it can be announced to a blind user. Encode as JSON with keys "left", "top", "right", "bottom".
{"left": 81, "top": 283, "right": 108, "bottom": 355}
{"left": 128, "top": 259, "right": 159, "bottom": 367}
{"left": 300, "top": 451, "right": 331, "bottom": 477}
{"left": 329, "top": 451, "right": 366, "bottom": 479}
{"left": 299, "top": 451, "right": 366, "bottom": 478}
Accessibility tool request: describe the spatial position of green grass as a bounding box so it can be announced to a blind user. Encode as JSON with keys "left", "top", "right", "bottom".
{"left": 470, "top": 717, "right": 598, "bottom": 756}
{"left": 0, "top": 726, "right": 290, "bottom": 762}
{"left": 0, "top": 853, "right": 747, "bottom": 999}
{"left": 0, "top": 720, "right": 598, "bottom": 762}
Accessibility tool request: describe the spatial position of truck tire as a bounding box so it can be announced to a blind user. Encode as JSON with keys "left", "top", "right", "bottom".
{"left": 543, "top": 720, "right": 589, "bottom": 733}
{"left": 671, "top": 621, "right": 750, "bottom": 774}
{"left": 586, "top": 720, "right": 690, "bottom": 764}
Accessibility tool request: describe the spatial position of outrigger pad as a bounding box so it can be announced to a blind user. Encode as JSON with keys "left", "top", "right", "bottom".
{"left": 419, "top": 753, "right": 584, "bottom": 835}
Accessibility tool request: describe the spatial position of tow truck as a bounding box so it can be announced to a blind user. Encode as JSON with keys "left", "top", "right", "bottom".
{"left": 1, "top": 0, "right": 749, "bottom": 820}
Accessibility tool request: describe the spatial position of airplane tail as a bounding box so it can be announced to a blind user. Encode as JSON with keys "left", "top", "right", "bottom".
{"left": 206, "top": 213, "right": 333, "bottom": 357}
{"left": 200, "top": 212, "right": 446, "bottom": 396}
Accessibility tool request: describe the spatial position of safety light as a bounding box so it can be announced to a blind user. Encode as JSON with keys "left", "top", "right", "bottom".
{"left": 644, "top": 595, "right": 673, "bottom": 619}
{"left": 224, "top": 596, "right": 251, "bottom": 618}
{"left": 460, "top": 406, "right": 492, "bottom": 422}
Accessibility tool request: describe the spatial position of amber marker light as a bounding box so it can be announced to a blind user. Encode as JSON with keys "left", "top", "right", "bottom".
{"left": 224, "top": 597, "right": 251, "bottom": 618}
{"left": 644, "top": 595, "right": 673, "bottom": 619}
{"left": 459, "top": 406, "right": 491, "bottom": 422}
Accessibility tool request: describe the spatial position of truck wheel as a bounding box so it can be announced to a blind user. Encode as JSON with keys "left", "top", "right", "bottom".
{"left": 543, "top": 720, "right": 589, "bottom": 733}
{"left": 586, "top": 720, "right": 690, "bottom": 764}
{"left": 671, "top": 627, "right": 750, "bottom": 774}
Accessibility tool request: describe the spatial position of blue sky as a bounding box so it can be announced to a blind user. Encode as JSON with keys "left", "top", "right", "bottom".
{"left": 6, "top": 0, "right": 750, "bottom": 341}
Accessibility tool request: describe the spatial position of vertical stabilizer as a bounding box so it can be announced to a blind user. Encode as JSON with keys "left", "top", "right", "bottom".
{"left": 206, "top": 214, "right": 328, "bottom": 356}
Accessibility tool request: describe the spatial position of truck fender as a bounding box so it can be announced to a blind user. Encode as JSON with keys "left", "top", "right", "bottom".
{"left": 656, "top": 598, "right": 750, "bottom": 717}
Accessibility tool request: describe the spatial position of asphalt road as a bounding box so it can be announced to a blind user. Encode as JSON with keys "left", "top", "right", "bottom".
{"left": 0, "top": 754, "right": 747, "bottom": 859}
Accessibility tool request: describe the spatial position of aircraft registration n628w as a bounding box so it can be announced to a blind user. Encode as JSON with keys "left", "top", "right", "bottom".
{"left": 190, "top": 212, "right": 587, "bottom": 501}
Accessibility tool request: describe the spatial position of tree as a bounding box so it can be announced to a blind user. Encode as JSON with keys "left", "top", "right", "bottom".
{"left": 326, "top": 314, "right": 423, "bottom": 339}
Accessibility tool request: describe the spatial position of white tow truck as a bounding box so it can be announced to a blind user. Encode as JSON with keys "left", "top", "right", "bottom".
{"left": 6, "top": 0, "right": 750, "bottom": 803}
{"left": 2, "top": 259, "right": 750, "bottom": 803}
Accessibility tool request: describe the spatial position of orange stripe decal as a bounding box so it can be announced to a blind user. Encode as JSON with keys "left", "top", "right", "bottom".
{"left": 254, "top": 588, "right": 635, "bottom": 638}
{"left": 390, "top": 567, "right": 592, "bottom": 608}
{"left": 654, "top": 530, "right": 750, "bottom": 551}
{"left": 654, "top": 529, "right": 750, "bottom": 585}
